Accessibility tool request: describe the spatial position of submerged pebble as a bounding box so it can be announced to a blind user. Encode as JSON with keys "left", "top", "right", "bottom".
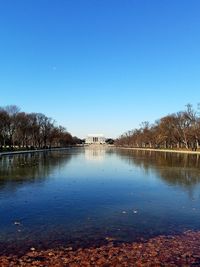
{"left": 1, "top": 231, "right": 200, "bottom": 266}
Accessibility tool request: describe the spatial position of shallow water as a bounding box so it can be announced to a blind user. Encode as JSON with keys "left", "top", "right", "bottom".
{"left": 0, "top": 148, "right": 200, "bottom": 254}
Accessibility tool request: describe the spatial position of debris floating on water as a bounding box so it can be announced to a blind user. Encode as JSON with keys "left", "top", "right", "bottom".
{"left": 14, "top": 221, "right": 21, "bottom": 225}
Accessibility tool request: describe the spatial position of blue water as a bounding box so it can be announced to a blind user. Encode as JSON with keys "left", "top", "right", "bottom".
{"left": 0, "top": 148, "right": 200, "bottom": 254}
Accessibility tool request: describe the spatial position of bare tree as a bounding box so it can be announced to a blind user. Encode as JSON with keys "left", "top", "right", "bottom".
{"left": 0, "top": 105, "right": 76, "bottom": 150}
{"left": 116, "top": 104, "right": 200, "bottom": 151}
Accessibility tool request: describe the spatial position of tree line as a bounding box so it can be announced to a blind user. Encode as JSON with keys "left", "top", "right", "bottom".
{"left": 0, "top": 105, "right": 80, "bottom": 150}
{"left": 115, "top": 104, "right": 200, "bottom": 151}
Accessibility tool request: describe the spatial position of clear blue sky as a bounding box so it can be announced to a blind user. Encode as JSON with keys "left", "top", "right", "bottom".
{"left": 0, "top": 0, "right": 200, "bottom": 138}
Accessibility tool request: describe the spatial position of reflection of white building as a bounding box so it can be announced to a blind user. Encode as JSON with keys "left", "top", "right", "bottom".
{"left": 85, "top": 134, "right": 106, "bottom": 145}
{"left": 85, "top": 148, "right": 105, "bottom": 161}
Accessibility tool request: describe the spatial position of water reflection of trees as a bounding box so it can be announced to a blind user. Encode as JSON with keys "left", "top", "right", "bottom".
{"left": 0, "top": 151, "right": 74, "bottom": 190}
{"left": 114, "top": 149, "right": 200, "bottom": 190}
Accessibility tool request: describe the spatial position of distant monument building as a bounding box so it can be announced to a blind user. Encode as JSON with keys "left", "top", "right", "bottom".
{"left": 85, "top": 134, "right": 106, "bottom": 145}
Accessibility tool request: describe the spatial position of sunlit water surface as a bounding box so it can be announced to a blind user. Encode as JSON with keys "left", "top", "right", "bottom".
{"left": 0, "top": 148, "right": 200, "bottom": 254}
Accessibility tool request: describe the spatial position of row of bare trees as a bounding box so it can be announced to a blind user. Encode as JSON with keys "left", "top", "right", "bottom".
{"left": 0, "top": 105, "right": 78, "bottom": 150}
{"left": 116, "top": 104, "right": 200, "bottom": 151}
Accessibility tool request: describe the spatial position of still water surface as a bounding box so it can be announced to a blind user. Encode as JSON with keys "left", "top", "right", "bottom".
{"left": 0, "top": 148, "right": 200, "bottom": 253}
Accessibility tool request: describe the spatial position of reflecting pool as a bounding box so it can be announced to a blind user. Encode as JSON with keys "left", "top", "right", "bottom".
{"left": 0, "top": 148, "right": 200, "bottom": 254}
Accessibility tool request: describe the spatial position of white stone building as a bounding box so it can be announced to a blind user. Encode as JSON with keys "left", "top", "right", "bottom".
{"left": 85, "top": 134, "right": 106, "bottom": 145}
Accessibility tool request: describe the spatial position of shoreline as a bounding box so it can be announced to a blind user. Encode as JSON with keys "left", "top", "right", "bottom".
{"left": 115, "top": 146, "right": 200, "bottom": 155}
{"left": 0, "top": 147, "right": 72, "bottom": 157}
{"left": 1, "top": 231, "right": 200, "bottom": 266}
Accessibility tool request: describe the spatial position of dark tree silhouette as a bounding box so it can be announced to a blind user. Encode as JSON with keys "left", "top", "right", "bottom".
{"left": 0, "top": 105, "right": 76, "bottom": 150}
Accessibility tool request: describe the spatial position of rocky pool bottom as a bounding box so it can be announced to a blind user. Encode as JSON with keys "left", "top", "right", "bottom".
{"left": 1, "top": 231, "right": 200, "bottom": 266}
